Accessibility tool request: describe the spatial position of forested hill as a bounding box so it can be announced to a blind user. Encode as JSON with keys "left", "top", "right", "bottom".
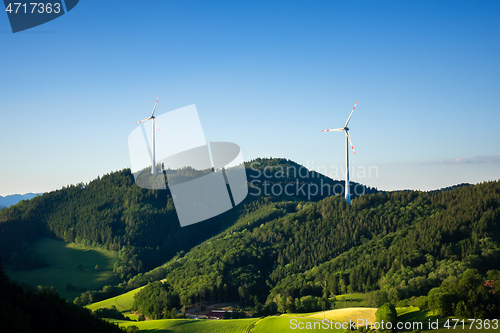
{"left": 0, "top": 158, "right": 375, "bottom": 276}
{"left": 122, "top": 180, "right": 500, "bottom": 319}
{"left": 2, "top": 157, "right": 499, "bottom": 319}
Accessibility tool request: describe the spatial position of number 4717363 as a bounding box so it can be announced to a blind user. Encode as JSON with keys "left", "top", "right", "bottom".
{"left": 5, "top": 2, "right": 61, "bottom": 14}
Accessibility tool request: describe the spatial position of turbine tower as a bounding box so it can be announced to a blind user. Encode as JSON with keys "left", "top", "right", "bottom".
{"left": 136, "top": 96, "right": 161, "bottom": 174}
{"left": 322, "top": 101, "right": 357, "bottom": 204}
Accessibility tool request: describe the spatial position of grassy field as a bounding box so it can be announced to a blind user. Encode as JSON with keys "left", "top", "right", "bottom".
{"left": 90, "top": 291, "right": 498, "bottom": 333}
{"left": 113, "top": 319, "right": 185, "bottom": 332}
{"left": 101, "top": 307, "right": 499, "bottom": 333}
{"left": 252, "top": 315, "right": 345, "bottom": 333}
{"left": 305, "top": 307, "right": 376, "bottom": 324}
{"left": 102, "top": 306, "right": 369, "bottom": 332}
{"left": 115, "top": 317, "right": 342, "bottom": 333}
{"left": 87, "top": 285, "right": 145, "bottom": 320}
{"left": 5, "top": 237, "right": 118, "bottom": 300}
{"left": 114, "top": 318, "right": 259, "bottom": 332}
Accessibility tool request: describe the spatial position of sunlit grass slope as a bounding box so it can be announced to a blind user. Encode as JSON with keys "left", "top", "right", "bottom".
{"left": 6, "top": 237, "right": 117, "bottom": 300}
{"left": 305, "top": 307, "right": 377, "bottom": 324}
{"left": 106, "top": 307, "right": 497, "bottom": 333}
{"left": 87, "top": 286, "right": 145, "bottom": 314}
{"left": 252, "top": 315, "right": 344, "bottom": 333}
{"left": 115, "top": 318, "right": 258, "bottom": 333}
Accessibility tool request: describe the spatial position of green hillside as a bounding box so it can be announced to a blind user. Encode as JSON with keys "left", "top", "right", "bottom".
{"left": 0, "top": 158, "right": 374, "bottom": 303}
{"left": 89, "top": 307, "right": 498, "bottom": 333}
{"left": 87, "top": 286, "right": 144, "bottom": 313}
{"left": 0, "top": 159, "right": 370, "bottom": 267}
{"left": 2, "top": 158, "right": 499, "bottom": 326}
{"left": 114, "top": 181, "right": 500, "bottom": 320}
{"left": 5, "top": 237, "right": 118, "bottom": 300}
{"left": 107, "top": 310, "right": 498, "bottom": 333}
{"left": 115, "top": 318, "right": 259, "bottom": 333}
{"left": 114, "top": 182, "right": 500, "bottom": 303}
{"left": 83, "top": 179, "right": 500, "bottom": 326}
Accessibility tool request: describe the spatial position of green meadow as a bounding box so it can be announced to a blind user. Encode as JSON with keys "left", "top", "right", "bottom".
{"left": 305, "top": 307, "right": 376, "bottom": 324}
{"left": 87, "top": 285, "right": 497, "bottom": 333}
{"left": 5, "top": 237, "right": 118, "bottom": 300}
{"left": 115, "top": 318, "right": 259, "bottom": 333}
{"left": 98, "top": 305, "right": 499, "bottom": 333}
{"left": 252, "top": 315, "right": 346, "bottom": 333}
{"left": 87, "top": 285, "right": 145, "bottom": 320}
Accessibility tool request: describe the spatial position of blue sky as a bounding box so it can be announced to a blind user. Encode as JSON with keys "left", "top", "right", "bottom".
{"left": 1, "top": 0, "right": 499, "bottom": 196}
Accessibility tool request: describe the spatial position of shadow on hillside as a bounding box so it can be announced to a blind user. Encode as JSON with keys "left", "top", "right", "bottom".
{"left": 5, "top": 237, "right": 117, "bottom": 300}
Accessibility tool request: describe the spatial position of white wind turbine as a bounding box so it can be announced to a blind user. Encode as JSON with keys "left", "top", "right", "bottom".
{"left": 136, "top": 96, "right": 162, "bottom": 174}
{"left": 322, "top": 101, "right": 357, "bottom": 204}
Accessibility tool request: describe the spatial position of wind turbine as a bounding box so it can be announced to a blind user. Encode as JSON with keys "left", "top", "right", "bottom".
{"left": 322, "top": 101, "right": 357, "bottom": 204}
{"left": 136, "top": 96, "right": 162, "bottom": 174}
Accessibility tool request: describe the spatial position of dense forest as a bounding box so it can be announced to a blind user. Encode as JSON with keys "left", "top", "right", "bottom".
{"left": 1, "top": 158, "right": 499, "bottom": 320}
{"left": 124, "top": 181, "right": 500, "bottom": 319}
{"left": 0, "top": 262, "right": 125, "bottom": 333}
{"left": 131, "top": 281, "right": 181, "bottom": 320}
{"left": 0, "top": 159, "right": 373, "bottom": 298}
{"left": 0, "top": 159, "right": 372, "bottom": 269}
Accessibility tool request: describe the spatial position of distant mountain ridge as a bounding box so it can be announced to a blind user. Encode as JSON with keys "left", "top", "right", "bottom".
{"left": 0, "top": 192, "right": 42, "bottom": 208}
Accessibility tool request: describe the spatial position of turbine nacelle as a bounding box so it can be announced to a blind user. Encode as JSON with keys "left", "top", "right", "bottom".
{"left": 321, "top": 100, "right": 357, "bottom": 155}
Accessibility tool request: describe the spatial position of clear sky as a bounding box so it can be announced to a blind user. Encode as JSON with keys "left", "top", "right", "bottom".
{"left": 1, "top": 0, "right": 499, "bottom": 196}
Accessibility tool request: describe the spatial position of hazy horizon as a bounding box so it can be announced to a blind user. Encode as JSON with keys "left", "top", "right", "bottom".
{"left": 1, "top": 0, "right": 499, "bottom": 196}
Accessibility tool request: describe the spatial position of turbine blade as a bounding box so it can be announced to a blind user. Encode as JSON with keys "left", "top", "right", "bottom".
{"left": 344, "top": 101, "right": 358, "bottom": 127}
{"left": 154, "top": 119, "right": 162, "bottom": 134}
{"left": 322, "top": 128, "right": 344, "bottom": 132}
{"left": 346, "top": 131, "right": 356, "bottom": 154}
{"left": 136, "top": 117, "right": 152, "bottom": 124}
{"left": 151, "top": 95, "right": 159, "bottom": 117}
